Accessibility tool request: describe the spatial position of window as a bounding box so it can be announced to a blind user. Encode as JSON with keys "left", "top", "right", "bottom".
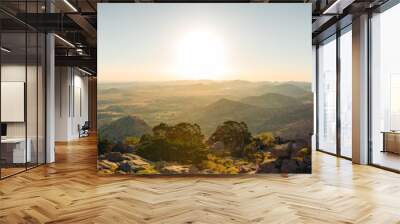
{"left": 371, "top": 3, "right": 400, "bottom": 171}
{"left": 317, "top": 36, "right": 337, "bottom": 154}
{"left": 339, "top": 28, "right": 352, "bottom": 158}
{"left": 390, "top": 74, "right": 400, "bottom": 130}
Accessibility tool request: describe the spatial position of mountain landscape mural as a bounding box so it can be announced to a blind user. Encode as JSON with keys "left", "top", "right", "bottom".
{"left": 98, "top": 3, "right": 312, "bottom": 175}
{"left": 98, "top": 81, "right": 313, "bottom": 174}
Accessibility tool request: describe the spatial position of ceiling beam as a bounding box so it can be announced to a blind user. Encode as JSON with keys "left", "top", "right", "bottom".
{"left": 55, "top": 55, "right": 96, "bottom": 70}
{"left": 67, "top": 13, "right": 97, "bottom": 44}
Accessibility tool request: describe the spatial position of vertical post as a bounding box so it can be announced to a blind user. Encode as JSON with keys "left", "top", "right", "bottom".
{"left": 352, "top": 14, "right": 369, "bottom": 164}
{"left": 336, "top": 30, "right": 341, "bottom": 157}
{"left": 315, "top": 45, "right": 320, "bottom": 151}
{"left": 46, "top": 1, "right": 56, "bottom": 163}
{"left": 0, "top": 25, "right": 2, "bottom": 179}
{"left": 25, "top": 2, "right": 28, "bottom": 170}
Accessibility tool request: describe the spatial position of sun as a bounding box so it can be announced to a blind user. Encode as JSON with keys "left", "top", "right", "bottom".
{"left": 175, "top": 30, "right": 227, "bottom": 80}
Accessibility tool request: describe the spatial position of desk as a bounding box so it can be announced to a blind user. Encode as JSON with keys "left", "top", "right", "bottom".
{"left": 1, "top": 138, "right": 31, "bottom": 163}
{"left": 382, "top": 131, "right": 400, "bottom": 154}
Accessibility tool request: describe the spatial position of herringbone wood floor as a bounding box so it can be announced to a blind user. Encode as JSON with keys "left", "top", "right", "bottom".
{"left": 1, "top": 136, "right": 399, "bottom": 224}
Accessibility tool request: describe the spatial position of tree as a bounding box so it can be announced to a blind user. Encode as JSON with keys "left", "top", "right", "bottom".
{"left": 111, "top": 142, "right": 135, "bottom": 154}
{"left": 152, "top": 123, "right": 169, "bottom": 138}
{"left": 98, "top": 138, "right": 112, "bottom": 155}
{"left": 255, "top": 132, "right": 275, "bottom": 148}
{"left": 165, "top": 123, "right": 204, "bottom": 147}
{"left": 241, "top": 141, "right": 265, "bottom": 162}
{"left": 124, "top": 136, "right": 140, "bottom": 145}
{"left": 207, "top": 121, "right": 252, "bottom": 156}
{"left": 136, "top": 122, "right": 207, "bottom": 163}
{"left": 139, "top": 134, "right": 153, "bottom": 143}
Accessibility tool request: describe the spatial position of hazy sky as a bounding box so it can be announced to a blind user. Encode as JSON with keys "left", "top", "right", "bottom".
{"left": 98, "top": 3, "right": 311, "bottom": 83}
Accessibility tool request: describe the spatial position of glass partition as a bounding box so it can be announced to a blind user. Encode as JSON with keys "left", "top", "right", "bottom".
{"left": 0, "top": 2, "right": 46, "bottom": 179}
{"left": 317, "top": 36, "right": 337, "bottom": 154}
{"left": 1, "top": 31, "right": 28, "bottom": 177}
{"left": 371, "top": 4, "right": 400, "bottom": 171}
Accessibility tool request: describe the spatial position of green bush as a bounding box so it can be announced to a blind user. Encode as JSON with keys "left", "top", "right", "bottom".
{"left": 124, "top": 136, "right": 140, "bottom": 145}
{"left": 98, "top": 138, "right": 112, "bottom": 155}
{"left": 136, "top": 122, "right": 208, "bottom": 163}
{"left": 207, "top": 121, "right": 252, "bottom": 156}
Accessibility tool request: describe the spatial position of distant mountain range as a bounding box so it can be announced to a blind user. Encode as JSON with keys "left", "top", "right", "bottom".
{"left": 241, "top": 93, "right": 302, "bottom": 108}
{"left": 185, "top": 96, "right": 312, "bottom": 136}
{"left": 98, "top": 80, "right": 313, "bottom": 142}
{"left": 185, "top": 98, "right": 273, "bottom": 135}
{"left": 260, "top": 83, "right": 309, "bottom": 98}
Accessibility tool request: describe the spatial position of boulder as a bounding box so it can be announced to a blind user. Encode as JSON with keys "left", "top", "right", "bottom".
{"left": 119, "top": 162, "right": 133, "bottom": 173}
{"left": 116, "top": 170, "right": 127, "bottom": 175}
{"left": 293, "top": 147, "right": 310, "bottom": 158}
{"left": 161, "top": 165, "right": 190, "bottom": 174}
{"left": 280, "top": 159, "right": 298, "bottom": 173}
{"left": 257, "top": 161, "right": 279, "bottom": 173}
{"left": 98, "top": 160, "right": 111, "bottom": 169}
{"left": 98, "top": 169, "right": 114, "bottom": 175}
{"left": 304, "top": 155, "right": 311, "bottom": 165}
{"left": 271, "top": 143, "right": 291, "bottom": 158}
{"left": 112, "top": 143, "right": 135, "bottom": 154}
{"left": 98, "top": 160, "right": 119, "bottom": 171}
{"left": 239, "top": 164, "right": 257, "bottom": 174}
{"left": 119, "top": 161, "right": 144, "bottom": 173}
{"left": 295, "top": 159, "right": 307, "bottom": 172}
{"left": 107, "top": 152, "right": 124, "bottom": 162}
{"left": 127, "top": 154, "right": 152, "bottom": 167}
{"left": 291, "top": 139, "right": 309, "bottom": 150}
{"left": 136, "top": 167, "right": 159, "bottom": 175}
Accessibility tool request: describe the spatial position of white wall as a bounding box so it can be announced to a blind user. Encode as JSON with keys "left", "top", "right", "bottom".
{"left": 55, "top": 67, "right": 70, "bottom": 141}
{"left": 55, "top": 67, "right": 89, "bottom": 141}
{"left": 1, "top": 65, "right": 35, "bottom": 138}
{"left": 1, "top": 63, "right": 46, "bottom": 164}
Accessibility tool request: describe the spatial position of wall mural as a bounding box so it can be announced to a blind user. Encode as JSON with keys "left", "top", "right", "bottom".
{"left": 97, "top": 3, "right": 313, "bottom": 175}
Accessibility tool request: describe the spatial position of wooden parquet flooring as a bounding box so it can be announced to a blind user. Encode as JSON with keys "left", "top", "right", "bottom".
{"left": 1, "top": 136, "right": 400, "bottom": 224}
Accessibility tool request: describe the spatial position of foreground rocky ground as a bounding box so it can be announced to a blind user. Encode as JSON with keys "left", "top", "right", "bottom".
{"left": 98, "top": 143, "right": 311, "bottom": 175}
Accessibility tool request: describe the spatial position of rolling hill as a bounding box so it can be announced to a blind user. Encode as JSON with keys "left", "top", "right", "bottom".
{"left": 185, "top": 98, "right": 276, "bottom": 135}
{"left": 241, "top": 93, "right": 301, "bottom": 108}
{"left": 184, "top": 97, "right": 313, "bottom": 137}
{"left": 262, "top": 83, "right": 309, "bottom": 98}
{"left": 99, "top": 116, "right": 151, "bottom": 142}
{"left": 98, "top": 80, "right": 314, "bottom": 141}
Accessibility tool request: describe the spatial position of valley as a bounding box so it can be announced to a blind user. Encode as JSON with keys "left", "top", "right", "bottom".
{"left": 97, "top": 80, "right": 313, "bottom": 174}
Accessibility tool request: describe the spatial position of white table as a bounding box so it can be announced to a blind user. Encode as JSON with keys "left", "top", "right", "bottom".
{"left": 1, "top": 138, "right": 31, "bottom": 163}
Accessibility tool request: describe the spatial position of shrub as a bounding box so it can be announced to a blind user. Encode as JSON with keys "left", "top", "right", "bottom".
{"left": 136, "top": 122, "right": 208, "bottom": 164}
{"left": 256, "top": 132, "right": 276, "bottom": 147}
{"left": 207, "top": 121, "right": 252, "bottom": 156}
{"left": 98, "top": 138, "right": 112, "bottom": 155}
{"left": 199, "top": 155, "right": 239, "bottom": 174}
{"left": 111, "top": 142, "right": 135, "bottom": 154}
{"left": 125, "top": 136, "right": 140, "bottom": 145}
